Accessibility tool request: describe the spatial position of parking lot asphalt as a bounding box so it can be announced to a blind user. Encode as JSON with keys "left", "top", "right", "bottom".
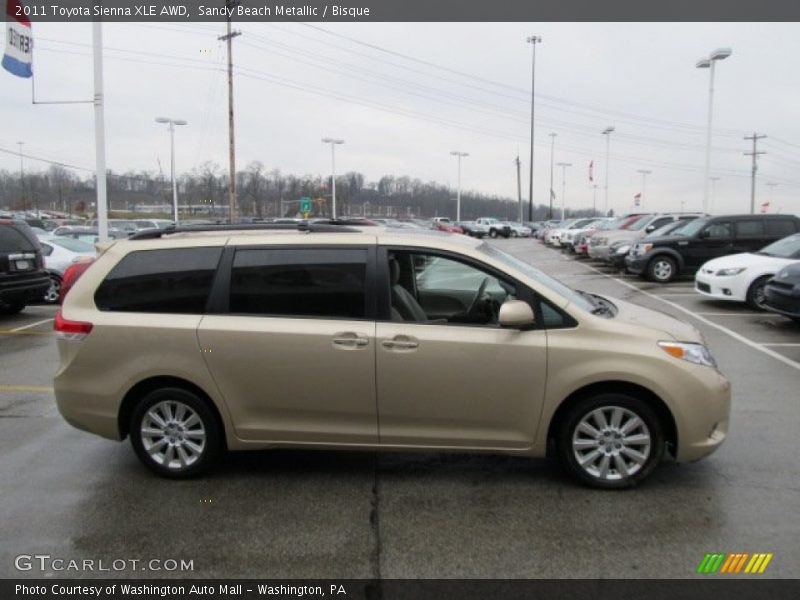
{"left": 1, "top": 239, "right": 798, "bottom": 580}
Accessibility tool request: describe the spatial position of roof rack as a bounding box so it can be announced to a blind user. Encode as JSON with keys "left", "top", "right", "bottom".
{"left": 128, "top": 221, "right": 362, "bottom": 240}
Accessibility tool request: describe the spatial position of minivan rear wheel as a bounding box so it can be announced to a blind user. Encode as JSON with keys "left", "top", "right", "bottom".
{"left": 647, "top": 256, "right": 677, "bottom": 283}
{"left": 130, "top": 388, "right": 222, "bottom": 478}
{"left": 557, "top": 394, "right": 664, "bottom": 489}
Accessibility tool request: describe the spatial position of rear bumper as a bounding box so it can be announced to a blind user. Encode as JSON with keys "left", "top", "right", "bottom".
{"left": 0, "top": 272, "right": 50, "bottom": 304}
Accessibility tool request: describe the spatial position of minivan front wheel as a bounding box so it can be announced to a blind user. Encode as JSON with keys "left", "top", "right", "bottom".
{"left": 130, "top": 388, "right": 222, "bottom": 478}
{"left": 557, "top": 394, "right": 664, "bottom": 489}
{"left": 647, "top": 256, "right": 677, "bottom": 283}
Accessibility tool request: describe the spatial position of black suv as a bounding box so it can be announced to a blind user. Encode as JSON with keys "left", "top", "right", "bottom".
{"left": 0, "top": 219, "right": 50, "bottom": 315}
{"left": 625, "top": 214, "right": 800, "bottom": 283}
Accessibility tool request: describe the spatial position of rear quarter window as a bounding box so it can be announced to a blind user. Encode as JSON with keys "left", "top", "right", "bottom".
{"left": 94, "top": 247, "right": 222, "bottom": 313}
{"left": 765, "top": 219, "right": 799, "bottom": 237}
{"left": 0, "top": 223, "right": 37, "bottom": 253}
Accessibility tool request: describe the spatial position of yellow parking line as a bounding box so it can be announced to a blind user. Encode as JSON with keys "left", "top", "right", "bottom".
{"left": 0, "top": 385, "right": 54, "bottom": 393}
{"left": 0, "top": 329, "right": 52, "bottom": 336}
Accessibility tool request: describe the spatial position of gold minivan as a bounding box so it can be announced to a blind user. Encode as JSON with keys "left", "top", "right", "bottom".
{"left": 53, "top": 224, "right": 731, "bottom": 488}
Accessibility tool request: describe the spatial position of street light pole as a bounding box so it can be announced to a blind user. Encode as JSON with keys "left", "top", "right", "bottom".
{"left": 322, "top": 138, "right": 344, "bottom": 218}
{"left": 526, "top": 35, "right": 542, "bottom": 222}
{"left": 592, "top": 184, "right": 599, "bottom": 216}
{"left": 156, "top": 117, "right": 187, "bottom": 223}
{"left": 556, "top": 162, "right": 572, "bottom": 220}
{"left": 637, "top": 169, "right": 652, "bottom": 207}
{"left": 602, "top": 127, "right": 614, "bottom": 215}
{"left": 548, "top": 132, "right": 556, "bottom": 220}
{"left": 450, "top": 151, "right": 469, "bottom": 221}
{"left": 696, "top": 48, "right": 732, "bottom": 214}
{"left": 16, "top": 141, "right": 24, "bottom": 209}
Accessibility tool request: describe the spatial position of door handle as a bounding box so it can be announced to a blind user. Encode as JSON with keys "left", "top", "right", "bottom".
{"left": 382, "top": 338, "right": 419, "bottom": 350}
{"left": 332, "top": 333, "right": 369, "bottom": 348}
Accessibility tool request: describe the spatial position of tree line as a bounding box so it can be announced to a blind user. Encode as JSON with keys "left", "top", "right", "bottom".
{"left": 0, "top": 161, "right": 598, "bottom": 221}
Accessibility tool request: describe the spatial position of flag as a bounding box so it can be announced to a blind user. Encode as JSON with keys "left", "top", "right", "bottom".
{"left": 588, "top": 160, "right": 594, "bottom": 182}
{"left": 2, "top": 0, "right": 33, "bottom": 78}
{"left": 760, "top": 201, "right": 770, "bottom": 214}
{"left": 634, "top": 192, "right": 641, "bottom": 207}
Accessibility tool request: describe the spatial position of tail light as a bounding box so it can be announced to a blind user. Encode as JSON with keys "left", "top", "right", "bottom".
{"left": 54, "top": 309, "right": 93, "bottom": 340}
{"left": 59, "top": 257, "right": 94, "bottom": 304}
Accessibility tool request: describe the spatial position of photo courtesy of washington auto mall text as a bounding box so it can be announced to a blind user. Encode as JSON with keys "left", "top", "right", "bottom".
{"left": 2, "top": 0, "right": 800, "bottom": 599}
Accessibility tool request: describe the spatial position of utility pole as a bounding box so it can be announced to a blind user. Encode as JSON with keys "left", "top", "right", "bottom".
{"left": 526, "top": 35, "right": 542, "bottom": 222}
{"left": 709, "top": 176, "right": 720, "bottom": 214}
{"left": 450, "top": 151, "right": 468, "bottom": 221}
{"left": 602, "top": 127, "right": 614, "bottom": 215}
{"left": 219, "top": 1, "right": 241, "bottom": 224}
{"left": 744, "top": 132, "right": 766, "bottom": 215}
{"left": 592, "top": 184, "right": 599, "bottom": 216}
{"left": 16, "top": 141, "right": 24, "bottom": 209}
{"left": 515, "top": 154, "right": 522, "bottom": 222}
{"left": 93, "top": 22, "right": 108, "bottom": 241}
{"left": 548, "top": 132, "right": 556, "bottom": 220}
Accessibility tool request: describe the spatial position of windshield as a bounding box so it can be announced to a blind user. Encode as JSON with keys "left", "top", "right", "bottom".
{"left": 478, "top": 242, "right": 595, "bottom": 312}
{"left": 758, "top": 234, "right": 800, "bottom": 258}
{"left": 627, "top": 215, "right": 655, "bottom": 231}
{"left": 672, "top": 217, "right": 710, "bottom": 237}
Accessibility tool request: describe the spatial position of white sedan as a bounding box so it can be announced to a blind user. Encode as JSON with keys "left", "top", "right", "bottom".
{"left": 695, "top": 233, "right": 800, "bottom": 309}
{"left": 37, "top": 236, "right": 96, "bottom": 303}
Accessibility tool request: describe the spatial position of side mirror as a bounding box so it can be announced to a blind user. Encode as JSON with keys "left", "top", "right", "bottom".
{"left": 645, "top": 225, "right": 655, "bottom": 233}
{"left": 499, "top": 300, "right": 535, "bottom": 329}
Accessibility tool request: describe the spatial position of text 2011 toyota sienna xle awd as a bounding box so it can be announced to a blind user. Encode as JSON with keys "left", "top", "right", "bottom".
{"left": 53, "top": 224, "right": 731, "bottom": 489}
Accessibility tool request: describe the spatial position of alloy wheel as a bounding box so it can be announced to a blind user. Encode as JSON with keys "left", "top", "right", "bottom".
{"left": 140, "top": 400, "right": 207, "bottom": 471}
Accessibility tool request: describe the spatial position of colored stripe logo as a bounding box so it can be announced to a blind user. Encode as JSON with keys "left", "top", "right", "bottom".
{"left": 697, "top": 552, "right": 773, "bottom": 574}
{"left": 3, "top": 0, "right": 34, "bottom": 78}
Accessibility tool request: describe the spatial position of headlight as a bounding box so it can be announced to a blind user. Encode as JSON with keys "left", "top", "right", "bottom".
{"left": 716, "top": 267, "right": 746, "bottom": 276}
{"left": 639, "top": 243, "right": 653, "bottom": 254}
{"left": 614, "top": 244, "right": 631, "bottom": 255}
{"left": 658, "top": 341, "right": 717, "bottom": 368}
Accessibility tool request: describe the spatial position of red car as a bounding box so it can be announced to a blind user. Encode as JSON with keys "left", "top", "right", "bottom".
{"left": 431, "top": 218, "right": 464, "bottom": 234}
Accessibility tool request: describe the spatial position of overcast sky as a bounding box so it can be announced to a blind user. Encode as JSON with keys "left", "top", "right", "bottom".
{"left": 2, "top": 21, "right": 800, "bottom": 216}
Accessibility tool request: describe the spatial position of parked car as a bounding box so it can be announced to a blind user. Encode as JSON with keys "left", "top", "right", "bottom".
{"left": 58, "top": 257, "right": 95, "bottom": 304}
{"left": 431, "top": 217, "right": 464, "bottom": 234}
{"left": 54, "top": 223, "right": 731, "bottom": 488}
{"left": 626, "top": 214, "right": 800, "bottom": 283}
{"left": 476, "top": 217, "right": 512, "bottom": 238}
{"left": 37, "top": 235, "right": 96, "bottom": 304}
{"left": 134, "top": 219, "right": 174, "bottom": 230}
{"left": 547, "top": 218, "right": 598, "bottom": 247}
{"left": 534, "top": 220, "right": 562, "bottom": 240}
{"left": 561, "top": 218, "right": 608, "bottom": 252}
{"left": 763, "top": 262, "right": 800, "bottom": 322}
{"left": 0, "top": 219, "right": 50, "bottom": 314}
{"left": 54, "top": 226, "right": 128, "bottom": 243}
{"left": 607, "top": 216, "right": 703, "bottom": 269}
{"left": 457, "top": 221, "right": 490, "bottom": 238}
{"left": 505, "top": 222, "right": 533, "bottom": 237}
{"left": 601, "top": 214, "right": 705, "bottom": 268}
{"left": 695, "top": 233, "right": 800, "bottom": 310}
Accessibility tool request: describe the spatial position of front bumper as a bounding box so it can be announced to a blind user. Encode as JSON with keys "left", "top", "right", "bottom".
{"left": 608, "top": 252, "right": 629, "bottom": 268}
{"left": 588, "top": 245, "right": 611, "bottom": 260}
{"left": 764, "top": 284, "right": 800, "bottom": 317}
{"left": 694, "top": 271, "right": 747, "bottom": 302}
{"left": 624, "top": 254, "right": 648, "bottom": 275}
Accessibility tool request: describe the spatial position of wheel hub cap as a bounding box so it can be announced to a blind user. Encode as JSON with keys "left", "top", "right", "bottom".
{"left": 141, "top": 400, "right": 206, "bottom": 470}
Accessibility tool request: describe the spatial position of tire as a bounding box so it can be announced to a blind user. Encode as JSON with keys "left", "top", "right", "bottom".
{"left": 129, "top": 387, "right": 222, "bottom": 479}
{"left": 0, "top": 300, "right": 25, "bottom": 315}
{"left": 43, "top": 274, "right": 62, "bottom": 304}
{"left": 745, "top": 275, "right": 771, "bottom": 311}
{"left": 511, "top": 231, "right": 518, "bottom": 238}
{"left": 557, "top": 393, "right": 664, "bottom": 489}
{"left": 646, "top": 255, "right": 677, "bottom": 283}
{"left": 489, "top": 229, "right": 498, "bottom": 239}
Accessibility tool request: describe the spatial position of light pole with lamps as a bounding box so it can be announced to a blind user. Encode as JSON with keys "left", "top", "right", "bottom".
{"left": 450, "top": 151, "right": 469, "bottom": 221}
{"left": 602, "top": 127, "right": 614, "bottom": 215}
{"left": 155, "top": 117, "right": 187, "bottom": 223}
{"left": 637, "top": 169, "right": 652, "bottom": 208}
{"left": 322, "top": 138, "right": 344, "bottom": 218}
{"left": 696, "top": 48, "right": 732, "bottom": 214}
{"left": 548, "top": 132, "right": 557, "bottom": 219}
{"left": 556, "top": 162, "right": 572, "bottom": 220}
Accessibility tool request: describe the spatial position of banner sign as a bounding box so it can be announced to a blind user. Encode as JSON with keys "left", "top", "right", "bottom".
{"left": 2, "top": 0, "right": 33, "bottom": 78}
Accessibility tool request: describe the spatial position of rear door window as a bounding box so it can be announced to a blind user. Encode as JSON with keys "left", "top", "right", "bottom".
{"left": 703, "top": 222, "right": 732, "bottom": 240}
{"left": 229, "top": 248, "right": 368, "bottom": 319}
{"left": 734, "top": 220, "right": 765, "bottom": 239}
{"left": 95, "top": 247, "right": 222, "bottom": 313}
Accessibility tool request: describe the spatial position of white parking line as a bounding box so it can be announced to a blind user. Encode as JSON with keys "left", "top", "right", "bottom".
{"left": 11, "top": 318, "right": 54, "bottom": 332}
{"left": 758, "top": 343, "right": 800, "bottom": 347}
{"left": 650, "top": 293, "right": 700, "bottom": 297}
{"left": 695, "top": 312, "right": 785, "bottom": 317}
{"left": 573, "top": 260, "right": 800, "bottom": 373}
